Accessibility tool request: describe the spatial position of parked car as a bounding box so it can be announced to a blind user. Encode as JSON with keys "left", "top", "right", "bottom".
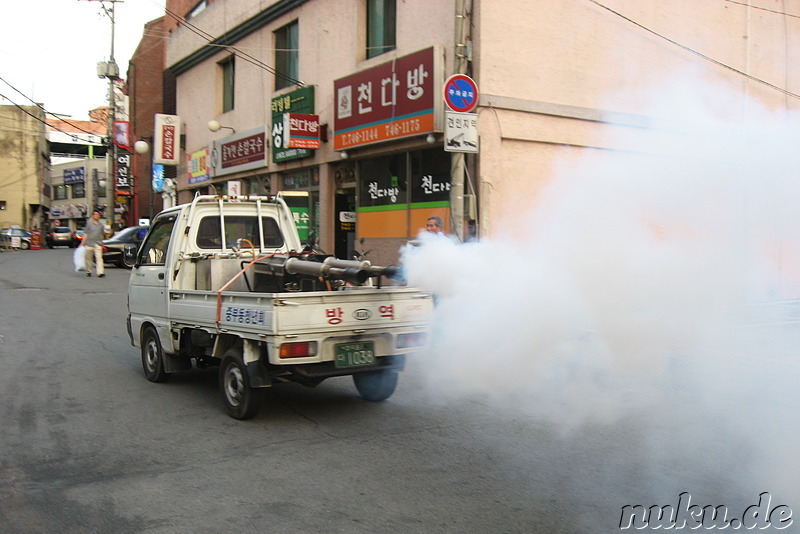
{"left": 102, "top": 225, "right": 149, "bottom": 268}
{"left": 0, "top": 228, "right": 32, "bottom": 250}
{"left": 72, "top": 230, "right": 85, "bottom": 247}
{"left": 46, "top": 226, "right": 75, "bottom": 248}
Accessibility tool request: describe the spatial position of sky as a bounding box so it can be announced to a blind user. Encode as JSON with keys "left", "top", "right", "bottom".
{"left": 1, "top": 0, "right": 166, "bottom": 120}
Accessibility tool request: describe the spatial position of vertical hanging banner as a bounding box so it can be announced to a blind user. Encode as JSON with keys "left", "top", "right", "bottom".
{"left": 152, "top": 163, "right": 165, "bottom": 193}
{"left": 154, "top": 114, "right": 181, "bottom": 165}
{"left": 116, "top": 152, "right": 132, "bottom": 195}
{"left": 114, "top": 121, "right": 131, "bottom": 151}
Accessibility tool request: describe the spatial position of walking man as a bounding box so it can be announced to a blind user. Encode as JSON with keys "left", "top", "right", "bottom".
{"left": 83, "top": 210, "right": 105, "bottom": 277}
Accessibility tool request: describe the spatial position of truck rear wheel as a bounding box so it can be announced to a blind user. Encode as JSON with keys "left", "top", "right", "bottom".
{"left": 353, "top": 369, "right": 398, "bottom": 402}
{"left": 141, "top": 326, "right": 171, "bottom": 383}
{"left": 220, "top": 348, "right": 262, "bottom": 420}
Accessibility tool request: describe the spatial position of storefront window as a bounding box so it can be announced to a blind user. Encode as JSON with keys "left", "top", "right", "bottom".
{"left": 357, "top": 149, "right": 450, "bottom": 238}
{"left": 359, "top": 154, "right": 407, "bottom": 209}
{"left": 248, "top": 175, "right": 270, "bottom": 196}
{"left": 280, "top": 168, "right": 319, "bottom": 244}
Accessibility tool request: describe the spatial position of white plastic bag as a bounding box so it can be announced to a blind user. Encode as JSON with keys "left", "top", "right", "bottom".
{"left": 74, "top": 245, "right": 86, "bottom": 272}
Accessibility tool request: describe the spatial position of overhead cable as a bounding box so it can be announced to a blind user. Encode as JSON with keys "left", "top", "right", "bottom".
{"left": 587, "top": 0, "right": 800, "bottom": 100}
{"left": 0, "top": 76, "right": 106, "bottom": 137}
{"left": 161, "top": 6, "right": 304, "bottom": 87}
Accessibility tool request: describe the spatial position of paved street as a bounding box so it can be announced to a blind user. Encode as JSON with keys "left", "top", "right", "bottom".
{"left": 1, "top": 248, "right": 799, "bottom": 533}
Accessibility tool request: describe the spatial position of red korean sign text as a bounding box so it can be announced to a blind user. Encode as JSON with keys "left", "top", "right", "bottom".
{"left": 334, "top": 47, "right": 440, "bottom": 150}
{"left": 154, "top": 114, "right": 181, "bottom": 165}
{"left": 220, "top": 133, "right": 266, "bottom": 170}
{"left": 284, "top": 113, "right": 320, "bottom": 149}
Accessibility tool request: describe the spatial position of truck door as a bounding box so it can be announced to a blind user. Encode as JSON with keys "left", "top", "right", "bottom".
{"left": 129, "top": 213, "right": 177, "bottom": 346}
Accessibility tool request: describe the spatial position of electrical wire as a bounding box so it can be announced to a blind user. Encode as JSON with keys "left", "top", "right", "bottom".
{"left": 0, "top": 93, "right": 84, "bottom": 139}
{"left": 0, "top": 76, "right": 106, "bottom": 137}
{"left": 724, "top": 0, "right": 800, "bottom": 19}
{"left": 161, "top": 5, "right": 305, "bottom": 87}
{"left": 587, "top": 0, "right": 800, "bottom": 100}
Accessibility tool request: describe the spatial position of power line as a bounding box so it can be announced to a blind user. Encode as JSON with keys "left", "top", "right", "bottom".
{"left": 587, "top": 0, "right": 800, "bottom": 100}
{"left": 160, "top": 5, "right": 304, "bottom": 87}
{"left": 724, "top": 0, "right": 800, "bottom": 20}
{"left": 0, "top": 76, "right": 106, "bottom": 137}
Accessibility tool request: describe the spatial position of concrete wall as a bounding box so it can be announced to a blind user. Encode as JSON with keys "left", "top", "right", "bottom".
{"left": 160, "top": 0, "right": 800, "bottom": 264}
{"left": 474, "top": 0, "right": 800, "bottom": 238}
{"left": 0, "top": 105, "right": 48, "bottom": 230}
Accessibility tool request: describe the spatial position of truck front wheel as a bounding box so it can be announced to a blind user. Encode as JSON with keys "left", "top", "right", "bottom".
{"left": 220, "top": 348, "right": 262, "bottom": 420}
{"left": 353, "top": 369, "right": 398, "bottom": 402}
{"left": 141, "top": 326, "right": 171, "bottom": 382}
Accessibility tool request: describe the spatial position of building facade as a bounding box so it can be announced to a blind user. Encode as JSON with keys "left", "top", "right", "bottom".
{"left": 144, "top": 0, "right": 800, "bottom": 265}
{"left": 0, "top": 105, "right": 49, "bottom": 231}
{"left": 128, "top": 15, "right": 169, "bottom": 224}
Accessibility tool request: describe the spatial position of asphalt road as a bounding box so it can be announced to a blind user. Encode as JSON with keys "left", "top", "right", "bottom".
{"left": 1, "top": 247, "right": 798, "bottom": 533}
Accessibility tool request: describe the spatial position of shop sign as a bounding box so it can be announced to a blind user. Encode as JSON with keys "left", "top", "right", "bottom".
{"left": 444, "top": 111, "right": 479, "bottom": 153}
{"left": 283, "top": 113, "right": 320, "bottom": 149}
{"left": 359, "top": 155, "right": 407, "bottom": 210}
{"left": 211, "top": 126, "right": 268, "bottom": 177}
{"left": 154, "top": 114, "right": 181, "bottom": 165}
{"left": 114, "top": 120, "right": 131, "bottom": 151}
{"left": 187, "top": 147, "right": 211, "bottom": 185}
{"left": 278, "top": 191, "right": 311, "bottom": 241}
{"left": 334, "top": 46, "right": 444, "bottom": 150}
{"left": 272, "top": 86, "right": 315, "bottom": 163}
{"left": 411, "top": 173, "right": 451, "bottom": 203}
{"left": 116, "top": 153, "right": 132, "bottom": 195}
{"left": 63, "top": 167, "right": 85, "bottom": 185}
{"left": 339, "top": 211, "right": 356, "bottom": 232}
{"left": 152, "top": 164, "right": 164, "bottom": 193}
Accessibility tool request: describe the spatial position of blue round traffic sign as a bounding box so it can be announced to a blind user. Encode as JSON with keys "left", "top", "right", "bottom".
{"left": 443, "top": 74, "right": 479, "bottom": 113}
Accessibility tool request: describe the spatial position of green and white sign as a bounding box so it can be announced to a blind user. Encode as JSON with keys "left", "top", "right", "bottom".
{"left": 271, "top": 86, "right": 315, "bottom": 163}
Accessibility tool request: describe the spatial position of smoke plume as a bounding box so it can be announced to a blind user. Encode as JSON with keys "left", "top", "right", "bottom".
{"left": 401, "top": 74, "right": 800, "bottom": 503}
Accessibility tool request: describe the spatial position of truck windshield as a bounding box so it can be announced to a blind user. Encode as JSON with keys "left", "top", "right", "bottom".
{"left": 196, "top": 215, "right": 284, "bottom": 250}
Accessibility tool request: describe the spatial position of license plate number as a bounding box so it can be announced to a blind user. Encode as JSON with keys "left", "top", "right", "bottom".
{"left": 335, "top": 342, "right": 376, "bottom": 368}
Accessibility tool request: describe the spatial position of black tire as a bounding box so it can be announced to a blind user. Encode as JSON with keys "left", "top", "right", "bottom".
{"left": 219, "top": 348, "right": 262, "bottom": 420}
{"left": 353, "top": 369, "right": 398, "bottom": 402}
{"left": 141, "top": 326, "right": 171, "bottom": 383}
{"left": 20, "top": 241, "right": 30, "bottom": 250}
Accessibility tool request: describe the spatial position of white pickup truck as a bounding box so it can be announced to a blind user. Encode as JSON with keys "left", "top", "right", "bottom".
{"left": 126, "top": 195, "right": 433, "bottom": 419}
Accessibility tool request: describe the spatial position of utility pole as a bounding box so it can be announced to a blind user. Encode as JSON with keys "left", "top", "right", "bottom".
{"left": 450, "top": 0, "right": 469, "bottom": 241}
{"left": 86, "top": 0, "right": 122, "bottom": 225}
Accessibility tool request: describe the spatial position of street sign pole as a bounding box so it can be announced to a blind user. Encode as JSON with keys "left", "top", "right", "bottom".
{"left": 444, "top": 66, "right": 479, "bottom": 242}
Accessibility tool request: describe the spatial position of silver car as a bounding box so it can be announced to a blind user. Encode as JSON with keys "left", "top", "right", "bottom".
{"left": 46, "top": 226, "right": 74, "bottom": 248}
{"left": 0, "top": 228, "right": 32, "bottom": 250}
